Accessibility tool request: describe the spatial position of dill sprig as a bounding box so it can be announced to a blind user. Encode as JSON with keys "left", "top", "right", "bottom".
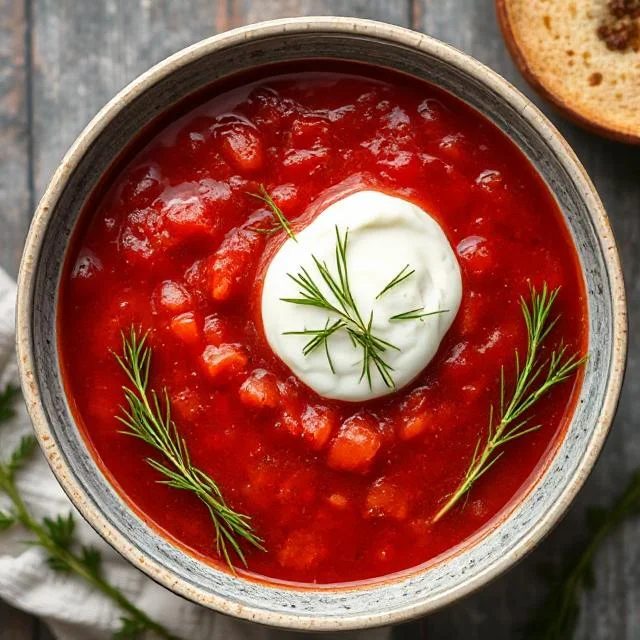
{"left": 282, "top": 225, "right": 399, "bottom": 389}
{"left": 0, "top": 385, "right": 180, "bottom": 639}
{"left": 390, "top": 308, "right": 449, "bottom": 321}
{"left": 247, "top": 184, "right": 296, "bottom": 241}
{"left": 526, "top": 469, "right": 640, "bottom": 639}
{"left": 433, "top": 284, "right": 587, "bottom": 523}
{"left": 114, "top": 327, "right": 264, "bottom": 571}
{"left": 376, "top": 264, "right": 415, "bottom": 299}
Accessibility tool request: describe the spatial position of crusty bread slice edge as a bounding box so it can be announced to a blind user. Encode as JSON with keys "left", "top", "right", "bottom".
{"left": 495, "top": 0, "right": 640, "bottom": 145}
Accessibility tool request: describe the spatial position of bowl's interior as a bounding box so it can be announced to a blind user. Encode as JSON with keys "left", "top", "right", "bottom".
{"left": 22, "top": 19, "right": 621, "bottom": 630}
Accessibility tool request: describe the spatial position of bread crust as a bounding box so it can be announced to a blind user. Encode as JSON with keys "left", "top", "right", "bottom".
{"left": 496, "top": 0, "right": 640, "bottom": 145}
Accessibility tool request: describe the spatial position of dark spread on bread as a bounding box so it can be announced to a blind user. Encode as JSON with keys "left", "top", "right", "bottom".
{"left": 598, "top": 0, "right": 640, "bottom": 51}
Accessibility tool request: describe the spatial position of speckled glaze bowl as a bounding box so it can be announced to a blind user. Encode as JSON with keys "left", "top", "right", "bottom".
{"left": 16, "top": 17, "right": 626, "bottom": 631}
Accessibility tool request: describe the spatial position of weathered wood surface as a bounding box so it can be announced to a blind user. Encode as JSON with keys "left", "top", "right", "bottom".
{"left": 1, "top": 0, "right": 639, "bottom": 637}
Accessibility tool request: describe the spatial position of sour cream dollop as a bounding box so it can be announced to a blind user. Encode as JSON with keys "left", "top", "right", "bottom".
{"left": 261, "top": 190, "right": 462, "bottom": 401}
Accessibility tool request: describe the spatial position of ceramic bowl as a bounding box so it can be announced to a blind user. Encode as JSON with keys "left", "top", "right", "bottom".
{"left": 16, "top": 17, "right": 627, "bottom": 631}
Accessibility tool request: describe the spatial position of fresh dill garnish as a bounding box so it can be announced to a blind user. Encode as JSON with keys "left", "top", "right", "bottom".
{"left": 247, "top": 184, "right": 296, "bottom": 241}
{"left": 0, "top": 385, "right": 181, "bottom": 639}
{"left": 283, "top": 318, "right": 345, "bottom": 374}
{"left": 390, "top": 308, "right": 449, "bottom": 321}
{"left": 376, "top": 264, "right": 415, "bottom": 299}
{"left": 432, "top": 284, "right": 587, "bottom": 523}
{"left": 114, "top": 327, "right": 264, "bottom": 570}
{"left": 281, "top": 226, "right": 399, "bottom": 389}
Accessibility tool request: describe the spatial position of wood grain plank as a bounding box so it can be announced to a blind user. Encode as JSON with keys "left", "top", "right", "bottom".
{"left": 225, "top": 0, "right": 411, "bottom": 29}
{"left": 413, "top": 1, "right": 640, "bottom": 639}
{"left": 31, "top": 0, "right": 221, "bottom": 198}
{"left": 0, "top": 0, "right": 30, "bottom": 278}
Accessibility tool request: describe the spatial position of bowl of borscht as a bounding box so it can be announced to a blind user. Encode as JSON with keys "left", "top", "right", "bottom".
{"left": 16, "top": 17, "right": 626, "bottom": 631}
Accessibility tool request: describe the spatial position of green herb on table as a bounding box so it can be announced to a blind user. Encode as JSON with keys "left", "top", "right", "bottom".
{"left": 525, "top": 470, "right": 640, "bottom": 639}
{"left": 247, "top": 184, "right": 297, "bottom": 241}
{"left": 0, "top": 384, "right": 181, "bottom": 640}
{"left": 114, "top": 327, "right": 264, "bottom": 570}
{"left": 433, "top": 284, "right": 587, "bottom": 523}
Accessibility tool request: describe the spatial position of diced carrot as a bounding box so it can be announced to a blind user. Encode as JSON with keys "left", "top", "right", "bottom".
{"left": 219, "top": 123, "right": 265, "bottom": 173}
{"left": 238, "top": 369, "right": 280, "bottom": 410}
{"left": 154, "top": 280, "right": 192, "bottom": 314}
{"left": 365, "top": 477, "right": 409, "bottom": 520}
{"left": 170, "top": 312, "right": 201, "bottom": 345}
{"left": 400, "top": 413, "right": 432, "bottom": 441}
{"left": 278, "top": 530, "right": 327, "bottom": 571}
{"left": 300, "top": 405, "right": 337, "bottom": 451}
{"left": 327, "top": 493, "right": 348, "bottom": 509}
{"left": 209, "top": 228, "right": 262, "bottom": 302}
{"left": 397, "top": 387, "right": 435, "bottom": 441}
{"left": 327, "top": 414, "right": 381, "bottom": 473}
{"left": 200, "top": 344, "right": 248, "bottom": 383}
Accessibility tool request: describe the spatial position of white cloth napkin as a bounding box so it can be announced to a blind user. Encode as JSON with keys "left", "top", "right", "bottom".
{"left": 0, "top": 266, "right": 391, "bottom": 640}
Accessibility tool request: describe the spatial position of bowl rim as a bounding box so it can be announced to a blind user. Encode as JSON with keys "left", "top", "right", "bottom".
{"left": 16, "top": 16, "right": 627, "bottom": 630}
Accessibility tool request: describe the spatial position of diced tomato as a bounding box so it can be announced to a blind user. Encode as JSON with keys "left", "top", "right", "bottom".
{"left": 162, "top": 198, "right": 215, "bottom": 242}
{"left": 269, "top": 183, "right": 299, "bottom": 213}
{"left": 365, "top": 477, "right": 410, "bottom": 520}
{"left": 170, "top": 312, "right": 200, "bottom": 345}
{"left": 200, "top": 344, "right": 248, "bottom": 383}
{"left": 218, "top": 122, "right": 265, "bottom": 173}
{"left": 278, "top": 530, "right": 327, "bottom": 570}
{"left": 202, "top": 314, "right": 233, "bottom": 346}
{"left": 281, "top": 145, "right": 330, "bottom": 180}
{"left": 238, "top": 369, "right": 280, "bottom": 410}
{"left": 119, "top": 164, "right": 163, "bottom": 209}
{"left": 118, "top": 208, "right": 157, "bottom": 266}
{"left": 327, "top": 414, "right": 382, "bottom": 473}
{"left": 290, "top": 115, "right": 330, "bottom": 146}
{"left": 153, "top": 281, "right": 192, "bottom": 315}
{"left": 457, "top": 235, "right": 495, "bottom": 276}
{"left": 209, "top": 228, "right": 263, "bottom": 302}
{"left": 300, "top": 405, "right": 337, "bottom": 451}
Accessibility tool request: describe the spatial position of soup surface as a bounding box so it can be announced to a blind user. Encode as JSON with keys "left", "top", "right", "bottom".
{"left": 59, "top": 64, "right": 587, "bottom": 584}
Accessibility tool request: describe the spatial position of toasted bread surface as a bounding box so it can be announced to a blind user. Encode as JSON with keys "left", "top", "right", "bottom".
{"left": 497, "top": 0, "right": 640, "bottom": 143}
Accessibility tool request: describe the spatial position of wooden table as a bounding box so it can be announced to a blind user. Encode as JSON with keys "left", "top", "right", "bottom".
{"left": 1, "top": 1, "right": 639, "bottom": 638}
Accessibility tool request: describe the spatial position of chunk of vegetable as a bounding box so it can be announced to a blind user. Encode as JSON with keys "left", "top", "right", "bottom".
{"left": 200, "top": 344, "right": 248, "bottom": 383}
{"left": 170, "top": 312, "right": 200, "bottom": 345}
{"left": 327, "top": 414, "right": 382, "bottom": 472}
{"left": 238, "top": 369, "right": 280, "bottom": 410}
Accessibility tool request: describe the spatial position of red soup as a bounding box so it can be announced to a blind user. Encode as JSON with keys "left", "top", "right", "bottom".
{"left": 59, "top": 64, "right": 587, "bottom": 585}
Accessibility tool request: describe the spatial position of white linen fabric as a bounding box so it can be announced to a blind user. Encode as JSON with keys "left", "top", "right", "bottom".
{"left": 0, "top": 266, "right": 391, "bottom": 640}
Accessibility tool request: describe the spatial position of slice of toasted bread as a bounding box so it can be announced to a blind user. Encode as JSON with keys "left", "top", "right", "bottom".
{"left": 496, "top": 0, "right": 640, "bottom": 144}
